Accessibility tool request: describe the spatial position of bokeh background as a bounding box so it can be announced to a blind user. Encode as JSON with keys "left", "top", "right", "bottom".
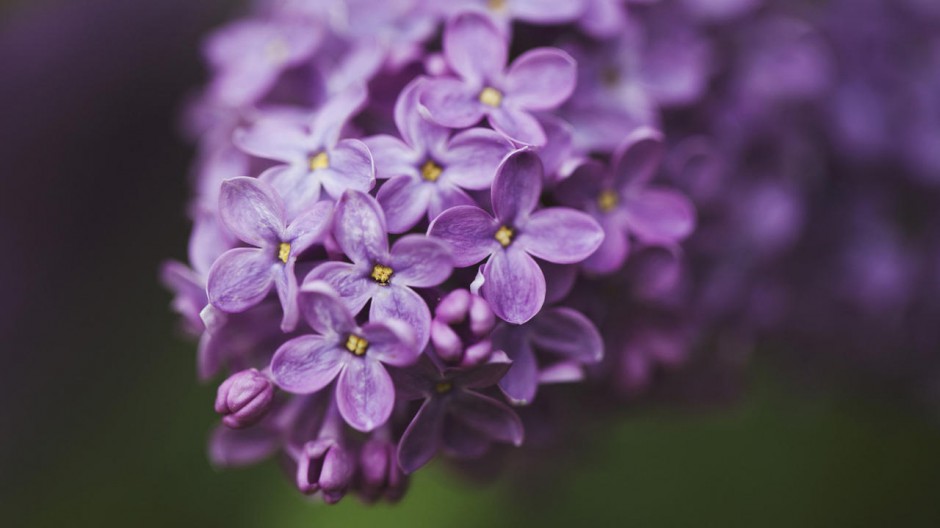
{"left": 2, "top": 0, "right": 940, "bottom": 526}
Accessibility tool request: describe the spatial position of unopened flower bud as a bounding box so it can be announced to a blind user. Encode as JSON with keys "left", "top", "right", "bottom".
{"left": 214, "top": 369, "right": 274, "bottom": 429}
{"left": 468, "top": 295, "right": 495, "bottom": 336}
{"left": 430, "top": 319, "right": 463, "bottom": 363}
{"left": 358, "top": 439, "right": 408, "bottom": 503}
{"left": 296, "top": 439, "right": 353, "bottom": 502}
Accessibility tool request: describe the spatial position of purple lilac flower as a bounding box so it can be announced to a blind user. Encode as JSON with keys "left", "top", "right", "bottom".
{"left": 270, "top": 281, "right": 419, "bottom": 432}
{"left": 234, "top": 88, "right": 374, "bottom": 220}
{"left": 206, "top": 177, "right": 333, "bottom": 331}
{"left": 429, "top": 150, "right": 604, "bottom": 323}
{"left": 392, "top": 354, "right": 524, "bottom": 473}
{"left": 365, "top": 78, "right": 513, "bottom": 233}
{"left": 418, "top": 12, "right": 577, "bottom": 146}
{"left": 556, "top": 128, "right": 695, "bottom": 275}
{"left": 306, "top": 190, "right": 453, "bottom": 348}
{"left": 430, "top": 289, "right": 496, "bottom": 366}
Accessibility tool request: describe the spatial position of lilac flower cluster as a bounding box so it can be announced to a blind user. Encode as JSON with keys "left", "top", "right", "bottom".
{"left": 164, "top": 0, "right": 695, "bottom": 504}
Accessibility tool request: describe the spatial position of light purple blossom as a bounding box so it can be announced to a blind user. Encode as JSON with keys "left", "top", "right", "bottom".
{"left": 435, "top": 0, "right": 587, "bottom": 28}
{"left": 366, "top": 78, "right": 513, "bottom": 233}
{"left": 270, "top": 281, "right": 419, "bottom": 432}
{"left": 305, "top": 190, "right": 454, "bottom": 349}
{"left": 430, "top": 150, "right": 603, "bottom": 323}
{"left": 419, "top": 12, "right": 577, "bottom": 146}
{"left": 207, "top": 177, "right": 333, "bottom": 331}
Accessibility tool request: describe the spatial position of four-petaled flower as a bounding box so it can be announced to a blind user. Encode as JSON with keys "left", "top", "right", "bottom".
{"left": 419, "top": 12, "right": 577, "bottom": 146}
{"left": 556, "top": 127, "right": 696, "bottom": 274}
{"left": 306, "top": 190, "right": 454, "bottom": 349}
{"left": 270, "top": 282, "right": 420, "bottom": 432}
{"left": 207, "top": 177, "right": 332, "bottom": 331}
{"left": 366, "top": 78, "right": 513, "bottom": 233}
{"left": 429, "top": 150, "right": 604, "bottom": 324}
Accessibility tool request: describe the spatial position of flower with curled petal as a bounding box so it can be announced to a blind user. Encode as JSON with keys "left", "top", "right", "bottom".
{"left": 429, "top": 150, "right": 604, "bottom": 323}
{"left": 270, "top": 282, "right": 420, "bottom": 432}
{"left": 365, "top": 78, "right": 513, "bottom": 233}
{"left": 419, "top": 12, "right": 577, "bottom": 146}
{"left": 305, "top": 190, "right": 454, "bottom": 349}
{"left": 206, "top": 177, "right": 333, "bottom": 331}
{"left": 556, "top": 128, "right": 696, "bottom": 275}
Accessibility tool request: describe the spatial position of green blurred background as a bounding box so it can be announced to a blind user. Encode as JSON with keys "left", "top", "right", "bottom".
{"left": 2, "top": 0, "right": 940, "bottom": 526}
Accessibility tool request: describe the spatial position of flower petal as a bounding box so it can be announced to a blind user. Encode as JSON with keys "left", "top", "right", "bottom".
{"left": 428, "top": 205, "right": 499, "bottom": 267}
{"left": 491, "top": 149, "right": 543, "bottom": 225}
{"left": 511, "top": 0, "right": 586, "bottom": 23}
{"left": 443, "top": 12, "right": 506, "bottom": 84}
{"left": 439, "top": 127, "right": 513, "bottom": 190}
{"left": 270, "top": 335, "right": 345, "bottom": 394}
{"left": 209, "top": 424, "right": 280, "bottom": 468}
{"left": 442, "top": 418, "right": 491, "bottom": 458}
{"left": 389, "top": 235, "right": 454, "bottom": 288}
{"left": 273, "top": 261, "right": 300, "bottom": 332}
{"left": 361, "top": 321, "right": 420, "bottom": 367}
{"left": 397, "top": 398, "right": 446, "bottom": 474}
{"left": 303, "top": 261, "right": 374, "bottom": 315}
{"left": 582, "top": 217, "right": 630, "bottom": 274}
{"left": 394, "top": 78, "right": 451, "bottom": 153}
{"left": 333, "top": 190, "right": 389, "bottom": 265}
{"left": 233, "top": 117, "right": 308, "bottom": 164}
{"left": 493, "top": 325, "right": 539, "bottom": 405}
{"left": 363, "top": 134, "right": 421, "bottom": 181}
{"left": 452, "top": 392, "right": 524, "bottom": 446}
{"left": 336, "top": 357, "right": 395, "bottom": 432}
{"left": 286, "top": 200, "right": 333, "bottom": 253}
{"left": 297, "top": 281, "right": 357, "bottom": 336}
{"left": 553, "top": 159, "right": 608, "bottom": 209}
{"left": 613, "top": 127, "right": 665, "bottom": 188}
{"left": 371, "top": 285, "right": 432, "bottom": 350}
{"left": 488, "top": 107, "right": 547, "bottom": 147}
{"left": 207, "top": 248, "right": 275, "bottom": 313}
{"left": 427, "top": 183, "right": 476, "bottom": 221}
{"left": 516, "top": 207, "right": 604, "bottom": 264}
{"left": 451, "top": 353, "right": 513, "bottom": 389}
{"left": 623, "top": 187, "right": 696, "bottom": 244}
{"left": 481, "top": 248, "right": 546, "bottom": 324}
{"left": 505, "top": 48, "right": 577, "bottom": 111}
{"left": 259, "top": 164, "right": 322, "bottom": 222}
{"left": 529, "top": 307, "right": 603, "bottom": 363}
{"left": 218, "top": 177, "right": 285, "bottom": 246}
{"left": 376, "top": 176, "right": 432, "bottom": 234}
{"left": 418, "top": 78, "right": 485, "bottom": 129}
{"left": 320, "top": 139, "right": 375, "bottom": 199}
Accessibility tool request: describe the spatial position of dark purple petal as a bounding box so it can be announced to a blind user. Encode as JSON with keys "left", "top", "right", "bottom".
{"left": 516, "top": 207, "right": 604, "bottom": 264}
{"left": 481, "top": 248, "right": 546, "bottom": 324}
{"left": 297, "top": 281, "right": 357, "bottom": 336}
{"left": 209, "top": 425, "right": 280, "bottom": 468}
{"left": 451, "top": 352, "right": 512, "bottom": 389}
{"left": 397, "top": 398, "right": 446, "bottom": 474}
{"left": 493, "top": 325, "right": 538, "bottom": 404}
{"left": 428, "top": 205, "right": 499, "bottom": 267}
{"left": 530, "top": 307, "right": 603, "bottom": 363}
{"left": 333, "top": 190, "right": 389, "bottom": 265}
{"left": 443, "top": 12, "right": 506, "bottom": 84}
{"left": 553, "top": 159, "right": 608, "bottom": 209}
{"left": 207, "top": 248, "right": 275, "bottom": 313}
{"left": 505, "top": 48, "right": 577, "bottom": 111}
{"left": 218, "top": 177, "right": 285, "bottom": 246}
{"left": 439, "top": 128, "right": 513, "bottom": 190}
{"left": 452, "top": 392, "right": 524, "bottom": 445}
{"left": 491, "top": 150, "right": 542, "bottom": 225}
{"left": 624, "top": 188, "right": 696, "bottom": 244}
{"left": 371, "top": 285, "right": 432, "bottom": 350}
{"left": 613, "top": 127, "right": 665, "bottom": 189}
{"left": 361, "top": 320, "right": 420, "bottom": 367}
{"left": 320, "top": 139, "right": 376, "bottom": 199}
{"left": 336, "top": 357, "right": 395, "bottom": 432}
{"left": 419, "top": 77, "right": 484, "bottom": 129}
{"left": 389, "top": 235, "right": 454, "bottom": 287}
{"left": 582, "top": 217, "right": 630, "bottom": 274}
{"left": 270, "top": 335, "right": 345, "bottom": 394}
{"left": 376, "top": 176, "right": 432, "bottom": 234}
{"left": 303, "top": 261, "right": 375, "bottom": 315}
{"left": 442, "top": 418, "right": 491, "bottom": 458}
{"left": 488, "top": 107, "right": 547, "bottom": 146}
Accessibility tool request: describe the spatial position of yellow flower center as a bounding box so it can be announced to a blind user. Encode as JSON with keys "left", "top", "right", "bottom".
{"left": 494, "top": 225, "right": 514, "bottom": 247}
{"left": 309, "top": 152, "right": 330, "bottom": 171}
{"left": 487, "top": 0, "right": 507, "bottom": 12}
{"left": 435, "top": 381, "right": 453, "bottom": 394}
{"left": 598, "top": 190, "right": 619, "bottom": 213}
{"left": 277, "top": 242, "right": 291, "bottom": 263}
{"left": 421, "top": 160, "right": 443, "bottom": 182}
{"left": 370, "top": 264, "right": 394, "bottom": 285}
{"left": 265, "top": 38, "right": 290, "bottom": 64}
{"left": 345, "top": 334, "right": 369, "bottom": 356}
{"left": 479, "top": 87, "right": 503, "bottom": 108}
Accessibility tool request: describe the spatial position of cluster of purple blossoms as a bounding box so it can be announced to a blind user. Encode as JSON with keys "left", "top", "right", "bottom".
{"left": 164, "top": 0, "right": 940, "bottom": 505}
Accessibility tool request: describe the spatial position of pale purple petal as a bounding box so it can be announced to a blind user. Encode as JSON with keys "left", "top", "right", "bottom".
{"left": 482, "top": 248, "right": 546, "bottom": 324}
{"left": 493, "top": 325, "right": 538, "bottom": 404}
{"left": 426, "top": 184, "right": 476, "bottom": 221}
{"left": 397, "top": 398, "right": 446, "bottom": 474}
{"left": 505, "top": 48, "right": 577, "bottom": 111}
{"left": 376, "top": 177, "right": 432, "bottom": 234}
{"left": 580, "top": 0, "right": 628, "bottom": 38}
{"left": 309, "top": 84, "right": 368, "bottom": 147}
{"left": 389, "top": 235, "right": 454, "bottom": 288}
{"left": 512, "top": 0, "right": 586, "bottom": 23}
{"left": 270, "top": 335, "right": 345, "bottom": 394}
{"left": 428, "top": 205, "right": 499, "bottom": 267}
{"left": 297, "top": 281, "right": 357, "bottom": 336}
{"left": 303, "top": 261, "right": 374, "bottom": 315}
{"left": 582, "top": 217, "right": 630, "bottom": 274}
{"left": 530, "top": 307, "right": 603, "bottom": 363}
{"left": 336, "top": 357, "right": 395, "bottom": 432}
{"left": 419, "top": 78, "right": 485, "bottom": 129}
{"left": 491, "top": 150, "right": 542, "bottom": 225}
{"left": 319, "top": 139, "right": 375, "bottom": 199}
{"left": 218, "top": 177, "right": 285, "bottom": 246}
{"left": 233, "top": 118, "right": 308, "bottom": 164}
{"left": 363, "top": 134, "right": 421, "bottom": 180}
{"left": 438, "top": 128, "right": 512, "bottom": 190}
{"left": 444, "top": 12, "right": 506, "bottom": 84}
{"left": 452, "top": 392, "right": 523, "bottom": 445}
{"left": 333, "top": 190, "right": 389, "bottom": 265}
{"left": 207, "top": 248, "right": 275, "bottom": 313}
{"left": 613, "top": 127, "right": 665, "bottom": 189}
{"left": 516, "top": 207, "right": 604, "bottom": 264}
{"left": 361, "top": 321, "right": 420, "bottom": 367}
{"left": 286, "top": 200, "right": 333, "bottom": 253}
{"left": 371, "top": 285, "right": 432, "bottom": 350}
{"left": 488, "top": 107, "right": 547, "bottom": 146}
{"left": 273, "top": 262, "right": 300, "bottom": 332}
{"left": 624, "top": 188, "right": 696, "bottom": 244}
{"left": 395, "top": 78, "right": 451, "bottom": 153}
{"left": 259, "top": 164, "right": 322, "bottom": 222}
